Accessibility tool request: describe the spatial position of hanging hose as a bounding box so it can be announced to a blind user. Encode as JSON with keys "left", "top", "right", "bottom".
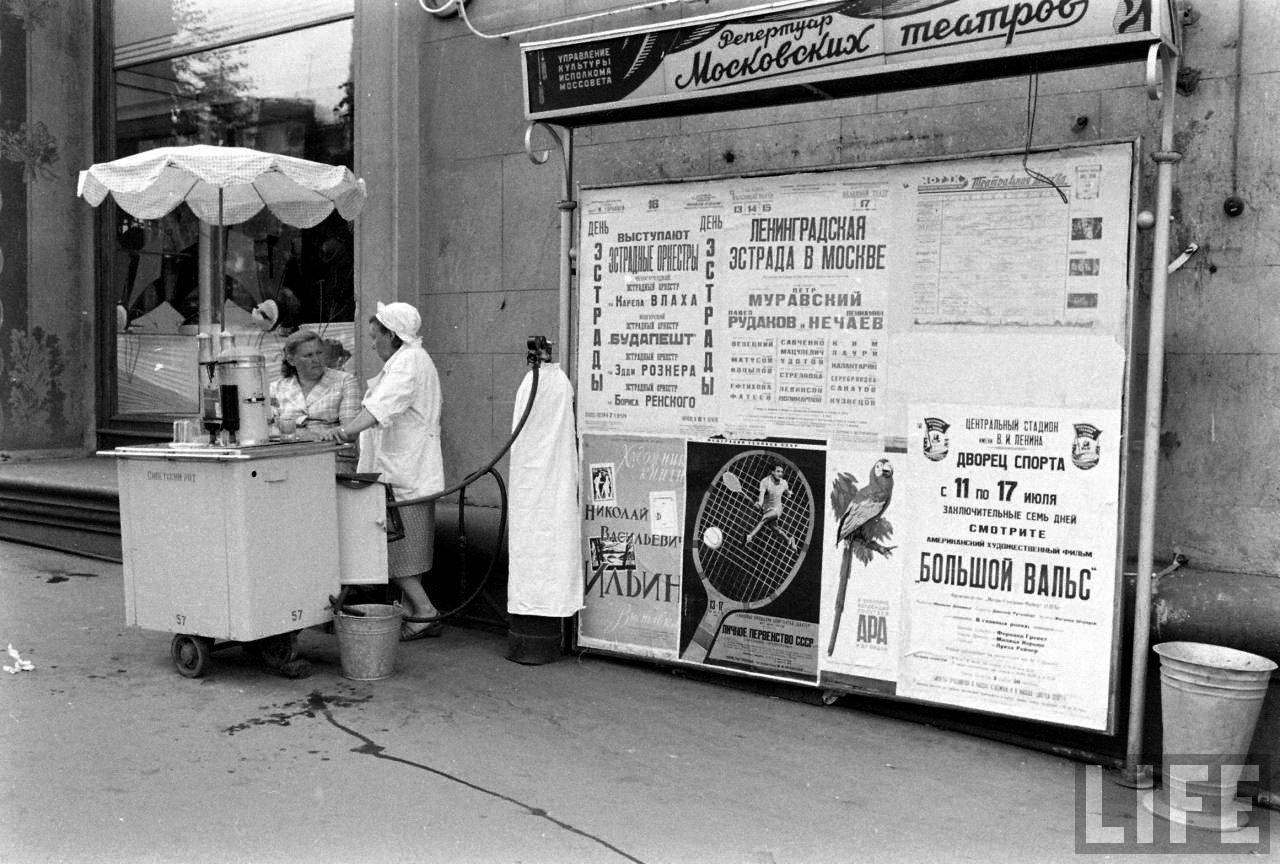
{"left": 332, "top": 338, "right": 549, "bottom": 622}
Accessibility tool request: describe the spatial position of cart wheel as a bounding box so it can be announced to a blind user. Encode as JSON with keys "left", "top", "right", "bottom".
{"left": 171, "top": 634, "right": 212, "bottom": 678}
{"left": 250, "top": 631, "right": 300, "bottom": 669}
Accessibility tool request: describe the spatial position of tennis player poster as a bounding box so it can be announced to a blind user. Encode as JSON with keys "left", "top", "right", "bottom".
{"left": 578, "top": 434, "right": 686, "bottom": 660}
{"left": 680, "top": 440, "right": 826, "bottom": 682}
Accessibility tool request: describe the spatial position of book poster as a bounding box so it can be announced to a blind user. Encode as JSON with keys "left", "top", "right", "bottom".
{"left": 579, "top": 435, "right": 686, "bottom": 659}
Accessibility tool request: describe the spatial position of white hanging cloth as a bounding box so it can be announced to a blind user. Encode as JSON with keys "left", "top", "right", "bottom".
{"left": 507, "top": 363, "right": 583, "bottom": 617}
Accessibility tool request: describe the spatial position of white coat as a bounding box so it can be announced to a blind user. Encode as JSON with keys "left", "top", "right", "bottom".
{"left": 356, "top": 342, "right": 444, "bottom": 500}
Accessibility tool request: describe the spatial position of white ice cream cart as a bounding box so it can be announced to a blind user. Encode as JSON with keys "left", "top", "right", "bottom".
{"left": 102, "top": 441, "right": 388, "bottom": 677}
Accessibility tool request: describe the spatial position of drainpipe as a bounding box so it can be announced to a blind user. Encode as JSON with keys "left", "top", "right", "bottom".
{"left": 524, "top": 122, "right": 575, "bottom": 373}
{"left": 1121, "top": 44, "right": 1180, "bottom": 788}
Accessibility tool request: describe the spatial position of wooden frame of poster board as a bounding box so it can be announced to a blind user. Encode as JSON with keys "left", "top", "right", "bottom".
{"left": 572, "top": 140, "right": 1141, "bottom": 734}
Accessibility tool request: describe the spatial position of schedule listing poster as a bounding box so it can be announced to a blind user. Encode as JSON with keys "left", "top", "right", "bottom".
{"left": 578, "top": 144, "right": 1134, "bottom": 447}
{"left": 679, "top": 439, "right": 827, "bottom": 683}
{"left": 578, "top": 172, "right": 899, "bottom": 443}
{"left": 896, "top": 404, "right": 1122, "bottom": 730}
{"left": 578, "top": 434, "right": 686, "bottom": 660}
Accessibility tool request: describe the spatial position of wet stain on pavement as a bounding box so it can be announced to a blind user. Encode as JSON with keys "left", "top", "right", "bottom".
{"left": 306, "top": 691, "right": 649, "bottom": 864}
{"left": 223, "top": 689, "right": 373, "bottom": 736}
{"left": 220, "top": 689, "right": 648, "bottom": 862}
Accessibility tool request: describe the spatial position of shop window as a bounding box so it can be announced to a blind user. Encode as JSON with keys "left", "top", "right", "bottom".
{"left": 109, "top": 2, "right": 353, "bottom": 418}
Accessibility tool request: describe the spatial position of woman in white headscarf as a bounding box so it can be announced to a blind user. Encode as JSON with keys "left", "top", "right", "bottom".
{"left": 328, "top": 301, "right": 446, "bottom": 640}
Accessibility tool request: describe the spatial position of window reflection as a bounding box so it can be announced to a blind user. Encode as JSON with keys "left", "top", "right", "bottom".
{"left": 114, "top": 210, "right": 354, "bottom": 333}
{"left": 111, "top": 10, "right": 353, "bottom": 416}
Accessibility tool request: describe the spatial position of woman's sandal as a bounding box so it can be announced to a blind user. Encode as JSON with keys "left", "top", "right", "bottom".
{"left": 400, "top": 620, "right": 443, "bottom": 641}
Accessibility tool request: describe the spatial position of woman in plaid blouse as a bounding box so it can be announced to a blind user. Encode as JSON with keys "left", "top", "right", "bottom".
{"left": 269, "top": 329, "right": 360, "bottom": 435}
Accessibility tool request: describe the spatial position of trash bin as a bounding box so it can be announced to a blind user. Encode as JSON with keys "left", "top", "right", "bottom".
{"left": 1143, "top": 641, "right": 1276, "bottom": 832}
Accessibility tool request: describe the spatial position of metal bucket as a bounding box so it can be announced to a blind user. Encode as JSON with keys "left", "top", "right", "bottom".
{"left": 333, "top": 604, "right": 403, "bottom": 680}
{"left": 1143, "top": 641, "right": 1276, "bottom": 831}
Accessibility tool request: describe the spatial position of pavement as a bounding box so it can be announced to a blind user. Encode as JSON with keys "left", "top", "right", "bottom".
{"left": 0, "top": 539, "right": 1270, "bottom": 864}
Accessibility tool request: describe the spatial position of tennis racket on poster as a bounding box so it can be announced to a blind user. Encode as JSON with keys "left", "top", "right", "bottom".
{"left": 682, "top": 449, "right": 815, "bottom": 663}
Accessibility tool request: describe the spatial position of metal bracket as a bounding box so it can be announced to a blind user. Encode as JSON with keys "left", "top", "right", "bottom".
{"left": 1167, "top": 242, "right": 1199, "bottom": 274}
{"left": 419, "top": 0, "right": 468, "bottom": 18}
{"left": 1146, "top": 43, "right": 1174, "bottom": 101}
{"left": 524, "top": 120, "right": 570, "bottom": 173}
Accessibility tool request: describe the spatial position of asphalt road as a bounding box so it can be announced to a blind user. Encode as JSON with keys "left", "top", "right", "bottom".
{"left": 0, "top": 540, "right": 1262, "bottom": 863}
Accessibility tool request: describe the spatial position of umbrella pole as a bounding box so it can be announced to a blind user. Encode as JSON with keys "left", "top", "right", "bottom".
{"left": 197, "top": 222, "right": 220, "bottom": 333}
{"left": 197, "top": 191, "right": 227, "bottom": 335}
{"left": 217, "top": 189, "right": 225, "bottom": 332}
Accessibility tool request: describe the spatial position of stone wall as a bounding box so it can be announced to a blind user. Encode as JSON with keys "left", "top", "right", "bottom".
{"left": 0, "top": 0, "right": 93, "bottom": 458}
{"left": 412, "top": 0, "right": 1280, "bottom": 581}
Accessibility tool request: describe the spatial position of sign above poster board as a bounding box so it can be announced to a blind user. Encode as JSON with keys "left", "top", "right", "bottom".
{"left": 523, "top": 0, "right": 1180, "bottom": 124}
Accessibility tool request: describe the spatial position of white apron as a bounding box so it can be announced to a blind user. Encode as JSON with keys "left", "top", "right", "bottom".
{"left": 507, "top": 363, "right": 583, "bottom": 617}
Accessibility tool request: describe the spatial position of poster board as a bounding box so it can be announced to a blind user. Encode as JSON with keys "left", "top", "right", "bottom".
{"left": 575, "top": 142, "right": 1136, "bottom": 732}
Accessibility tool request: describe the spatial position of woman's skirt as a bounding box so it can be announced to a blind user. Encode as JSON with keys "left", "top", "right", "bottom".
{"left": 387, "top": 499, "right": 435, "bottom": 578}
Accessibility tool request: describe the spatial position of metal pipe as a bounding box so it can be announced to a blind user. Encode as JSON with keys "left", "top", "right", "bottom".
{"left": 1122, "top": 46, "right": 1180, "bottom": 787}
{"left": 449, "top": 0, "right": 821, "bottom": 42}
{"left": 558, "top": 129, "right": 575, "bottom": 378}
{"left": 524, "top": 121, "right": 575, "bottom": 375}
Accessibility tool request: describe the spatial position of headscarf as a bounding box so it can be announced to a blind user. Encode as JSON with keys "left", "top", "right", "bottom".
{"left": 375, "top": 301, "right": 422, "bottom": 346}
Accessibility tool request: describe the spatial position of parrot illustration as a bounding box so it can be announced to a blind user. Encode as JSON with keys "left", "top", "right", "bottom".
{"left": 827, "top": 459, "right": 896, "bottom": 656}
{"left": 833, "top": 458, "right": 895, "bottom": 558}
